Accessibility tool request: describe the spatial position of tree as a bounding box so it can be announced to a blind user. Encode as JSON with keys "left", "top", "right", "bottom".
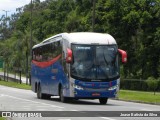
{"left": 0, "top": 0, "right": 159, "bottom": 81}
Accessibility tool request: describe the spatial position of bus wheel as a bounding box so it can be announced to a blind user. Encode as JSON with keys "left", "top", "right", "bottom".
{"left": 60, "top": 86, "right": 67, "bottom": 103}
{"left": 99, "top": 98, "right": 108, "bottom": 104}
{"left": 37, "top": 85, "right": 41, "bottom": 99}
{"left": 37, "top": 85, "right": 45, "bottom": 99}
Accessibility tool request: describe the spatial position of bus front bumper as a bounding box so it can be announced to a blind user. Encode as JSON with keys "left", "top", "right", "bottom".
{"left": 73, "top": 89, "right": 117, "bottom": 98}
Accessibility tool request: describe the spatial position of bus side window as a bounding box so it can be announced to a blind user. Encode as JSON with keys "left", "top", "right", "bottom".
{"left": 48, "top": 44, "right": 53, "bottom": 61}
{"left": 52, "top": 42, "right": 56, "bottom": 58}
{"left": 33, "top": 48, "right": 42, "bottom": 62}
{"left": 41, "top": 46, "right": 45, "bottom": 61}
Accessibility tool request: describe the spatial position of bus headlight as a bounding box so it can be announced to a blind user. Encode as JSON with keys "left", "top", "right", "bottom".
{"left": 108, "top": 85, "right": 118, "bottom": 91}
{"left": 72, "top": 84, "right": 84, "bottom": 90}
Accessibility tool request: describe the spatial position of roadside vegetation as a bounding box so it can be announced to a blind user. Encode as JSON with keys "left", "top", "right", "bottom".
{"left": 0, "top": 0, "right": 159, "bottom": 105}
{"left": 0, "top": 117, "right": 6, "bottom": 120}
{"left": 0, "top": 80, "right": 31, "bottom": 90}
{"left": 0, "top": 0, "right": 160, "bottom": 81}
{"left": 119, "top": 90, "right": 160, "bottom": 104}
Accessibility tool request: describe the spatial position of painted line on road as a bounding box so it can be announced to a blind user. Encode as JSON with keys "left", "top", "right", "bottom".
{"left": 100, "top": 117, "right": 116, "bottom": 120}
{"left": 0, "top": 94, "right": 5, "bottom": 97}
{"left": 141, "top": 108, "right": 153, "bottom": 111}
{"left": 3, "top": 94, "right": 64, "bottom": 109}
{"left": 70, "top": 110, "right": 78, "bottom": 111}
{"left": 58, "top": 119, "right": 71, "bottom": 120}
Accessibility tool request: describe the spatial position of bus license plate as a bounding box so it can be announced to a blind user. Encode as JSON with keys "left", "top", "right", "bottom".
{"left": 92, "top": 93, "right": 100, "bottom": 96}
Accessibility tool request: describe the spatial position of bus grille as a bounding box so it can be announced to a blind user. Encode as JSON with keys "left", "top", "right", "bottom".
{"left": 84, "top": 88, "right": 108, "bottom": 92}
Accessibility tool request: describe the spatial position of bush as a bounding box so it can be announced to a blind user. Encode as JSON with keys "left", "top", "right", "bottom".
{"left": 146, "top": 77, "right": 158, "bottom": 94}
{"left": 158, "top": 79, "right": 160, "bottom": 91}
{"left": 120, "top": 77, "right": 160, "bottom": 92}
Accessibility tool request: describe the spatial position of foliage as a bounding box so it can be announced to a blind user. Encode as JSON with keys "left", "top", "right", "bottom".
{"left": 146, "top": 77, "right": 158, "bottom": 94}
{"left": 120, "top": 78, "right": 160, "bottom": 92}
{"left": 0, "top": 80, "right": 31, "bottom": 90}
{"left": 0, "top": 117, "right": 6, "bottom": 120}
{"left": 119, "top": 90, "right": 160, "bottom": 104}
{"left": 0, "top": 0, "right": 159, "bottom": 81}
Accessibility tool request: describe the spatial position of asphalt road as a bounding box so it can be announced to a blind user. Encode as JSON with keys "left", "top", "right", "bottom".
{"left": 0, "top": 85, "right": 160, "bottom": 120}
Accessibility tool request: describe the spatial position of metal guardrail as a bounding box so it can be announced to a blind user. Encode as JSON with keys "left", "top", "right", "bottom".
{"left": 0, "top": 75, "right": 20, "bottom": 83}
{"left": 0, "top": 72, "right": 28, "bottom": 84}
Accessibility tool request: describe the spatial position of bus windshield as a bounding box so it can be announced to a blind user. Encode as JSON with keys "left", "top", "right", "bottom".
{"left": 71, "top": 44, "right": 119, "bottom": 81}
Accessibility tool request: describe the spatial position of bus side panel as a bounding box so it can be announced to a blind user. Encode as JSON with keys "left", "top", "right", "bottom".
{"left": 31, "top": 63, "right": 40, "bottom": 92}
{"left": 31, "top": 59, "right": 69, "bottom": 96}
{"left": 49, "top": 61, "right": 69, "bottom": 96}
{"left": 31, "top": 63, "right": 49, "bottom": 94}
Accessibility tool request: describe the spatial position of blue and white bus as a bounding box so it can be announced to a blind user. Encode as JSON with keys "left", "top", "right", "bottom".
{"left": 31, "top": 32, "right": 127, "bottom": 104}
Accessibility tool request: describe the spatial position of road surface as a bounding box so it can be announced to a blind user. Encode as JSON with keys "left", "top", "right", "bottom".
{"left": 0, "top": 85, "right": 160, "bottom": 120}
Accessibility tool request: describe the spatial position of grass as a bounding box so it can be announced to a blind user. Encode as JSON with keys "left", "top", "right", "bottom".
{"left": 0, "top": 117, "right": 6, "bottom": 120}
{"left": 0, "top": 80, "right": 31, "bottom": 90}
{"left": 0, "top": 68, "right": 3, "bottom": 72}
{"left": 119, "top": 90, "right": 160, "bottom": 104}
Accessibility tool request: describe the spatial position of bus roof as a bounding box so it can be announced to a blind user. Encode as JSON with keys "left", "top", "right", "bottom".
{"left": 65, "top": 32, "right": 117, "bottom": 45}
{"left": 33, "top": 32, "right": 117, "bottom": 49}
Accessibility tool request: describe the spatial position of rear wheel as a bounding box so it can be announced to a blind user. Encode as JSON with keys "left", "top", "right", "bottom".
{"left": 99, "top": 98, "right": 108, "bottom": 104}
{"left": 37, "top": 85, "right": 45, "bottom": 99}
{"left": 60, "top": 86, "right": 68, "bottom": 103}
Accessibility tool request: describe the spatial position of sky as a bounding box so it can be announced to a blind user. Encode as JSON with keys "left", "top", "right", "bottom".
{"left": 0, "top": 0, "right": 45, "bottom": 18}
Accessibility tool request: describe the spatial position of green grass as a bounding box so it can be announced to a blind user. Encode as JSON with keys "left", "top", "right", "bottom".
{"left": 0, "top": 68, "right": 3, "bottom": 72}
{"left": 119, "top": 90, "right": 160, "bottom": 104}
{"left": 0, "top": 80, "right": 31, "bottom": 90}
{"left": 0, "top": 117, "right": 6, "bottom": 120}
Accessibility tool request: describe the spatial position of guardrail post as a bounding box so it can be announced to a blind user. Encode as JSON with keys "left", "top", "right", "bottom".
{"left": 3, "top": 70, "right": 5, "bottom": 81}
{"left": 29, "top": 71, "right": 31, "bottom": 86}
{"left": 19, "top": 69, "right": 22, "bottom": 84}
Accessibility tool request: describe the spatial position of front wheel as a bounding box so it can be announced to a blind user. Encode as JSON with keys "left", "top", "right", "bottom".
{"left": 99, "top": 98, "right": 108, "bottom": 104}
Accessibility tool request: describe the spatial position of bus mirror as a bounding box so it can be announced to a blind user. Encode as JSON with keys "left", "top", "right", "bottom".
{"left": 66, "top": 48, "right": 72, "bottom": 63}
{"left": 118, "top": 49, "right": 127, "bottom": 63}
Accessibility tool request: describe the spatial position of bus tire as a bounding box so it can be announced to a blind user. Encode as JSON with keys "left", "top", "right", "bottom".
{"left": 60, "top": 86, "right": 67, "bottom": 103}
{"left": 99, "top": 98, "right": 108, "bottom": 104}
{"left": 37, "top": 84, "right": 45, "bottom": 99}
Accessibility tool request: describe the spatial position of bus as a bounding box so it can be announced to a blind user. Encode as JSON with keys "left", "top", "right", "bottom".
{"left": 31, "top": 32, "right": 127, "bottom": 104}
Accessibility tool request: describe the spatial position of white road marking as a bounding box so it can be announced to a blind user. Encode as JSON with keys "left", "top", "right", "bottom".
{"left": 70, "top": 110, "right": 78, "bottom": 111}
{"left": 0, "top": 94, "right": 5, "bottom": 97}
{"left": 58, "top": 119, "right": 71, "bottom": 120}
{"left": 3, "top": 94, "right": 64, "bottom": 109}
{"left": 141, "top": 108, "right": 152, "bottom": 111}
{"left": 36, "top": 109, "right": 48, "bottom": 111}
{"left": 100, "top": 117, "right": 116, "bottom": 120}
